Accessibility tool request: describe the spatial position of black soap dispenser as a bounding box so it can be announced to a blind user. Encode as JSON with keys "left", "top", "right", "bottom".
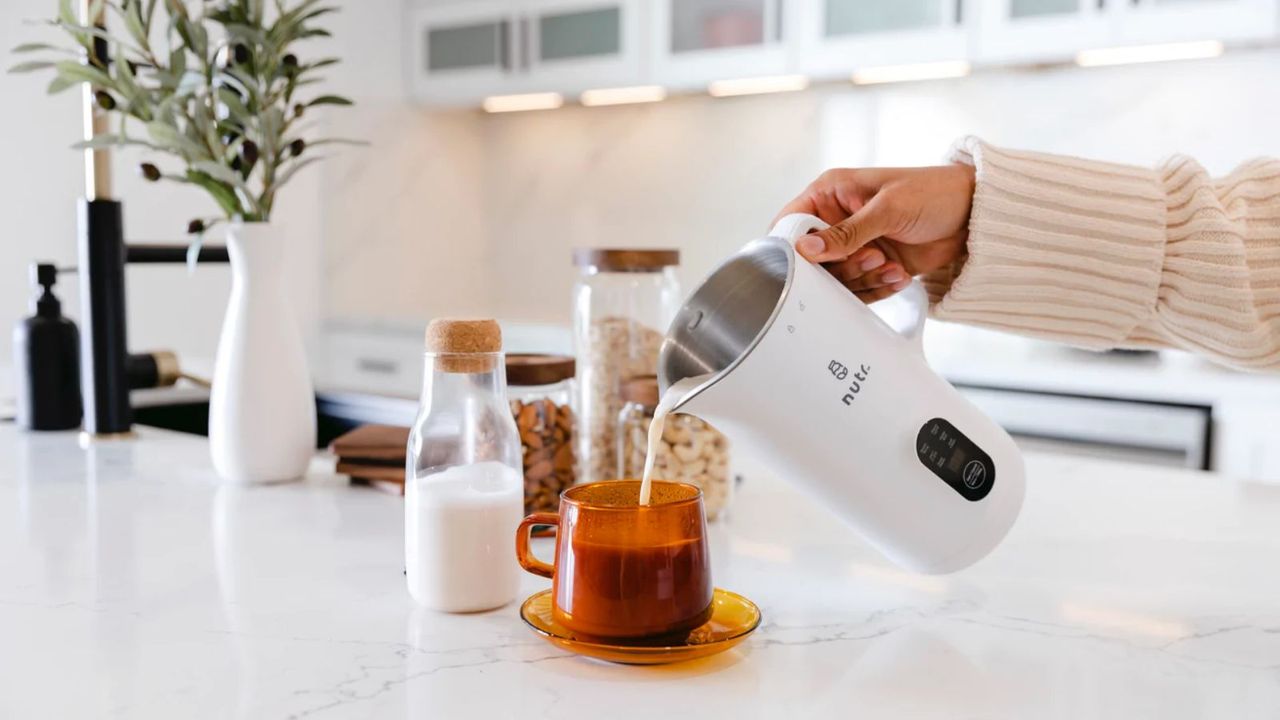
{"left": 13, "top": 263, "right": 82, "bottom": 430}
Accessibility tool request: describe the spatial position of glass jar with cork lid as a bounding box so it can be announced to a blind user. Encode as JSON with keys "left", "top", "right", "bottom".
{"left": 572, "top": 249, "right": 681, "bottom": 485}
{"left": 617, "top": 375, "right": 733, "bottom": 520}
{"left": 406, "top": 319, "right": 523, "bottom": 612}
{"left": 506, "top": 353, "right": 576, "bottom": 513}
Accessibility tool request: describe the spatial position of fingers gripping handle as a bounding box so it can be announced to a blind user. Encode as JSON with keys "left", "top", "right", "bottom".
{"left": 768, "top": 212, "right": 929, "bottom": 352}
{"left": 769, "top": 212, "right": 830, "bottom": 244}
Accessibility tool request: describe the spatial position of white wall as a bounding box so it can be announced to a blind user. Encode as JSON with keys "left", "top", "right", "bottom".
{"left": 1, "top": 0, "right": 87, "bottom": 393}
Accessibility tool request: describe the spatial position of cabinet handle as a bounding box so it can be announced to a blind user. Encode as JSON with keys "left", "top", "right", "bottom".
{"left": 499, "top": 19, "right": 512, "bottom": 71}
{"left": 357, "top": 357, "right": 399, "bottom": 375}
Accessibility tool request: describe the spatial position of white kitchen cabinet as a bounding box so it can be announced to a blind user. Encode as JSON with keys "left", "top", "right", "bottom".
{"left": 1111, "top": 0, "right": 1279, "bottom": 45}
{"left": 649, "top": 0, "right": 792, "bottom": 90}
{"left": 516, "top": 0, "right": 646, "bottom": 93}
{"left": 407, "top": 0, "right": 644, "bottom": 104}
{"left": 795, "top": 0, "right": 970, "bottom": 75}
{"left": 406, "top": 2, "right": 521, "bottom": 104}
{"left": 975, "top": 0, "right": 1112, "bottom": 64}
{"left": 977, "top": 0, "right": 1279, "bottom": 65}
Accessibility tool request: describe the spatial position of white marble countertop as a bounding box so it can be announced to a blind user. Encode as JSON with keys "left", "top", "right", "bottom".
{"left": 3, "top": 424, "right": 1279, "bottom": 719}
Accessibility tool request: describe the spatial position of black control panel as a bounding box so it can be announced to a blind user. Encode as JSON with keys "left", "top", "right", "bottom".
{"left": 916, "top": 418, "right": 994, "bottom": 502}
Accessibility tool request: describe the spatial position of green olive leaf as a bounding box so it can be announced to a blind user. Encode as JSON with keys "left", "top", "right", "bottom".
{"left": 53, "top": 60, "right": 115, "bottom": 88}
{"left": 47, "top": 74, "right": 78, "bottom": 94}
{"left": 192, "top": 160, "right": 251, "bottom": 191}
{"left": 304, "top": 94, "right": 352, "bottom": 107}
{"left": 273, "top": 155, "right": 324, "bottom": 187}
{"left": 147, "top": 121, "right": 205, "bottom": 159}
{"left": 8, "top": 60, "right": 56, "bottom": 74}
{"left": 11, "top": 43, "right": 68, "bottom": 54}
{"left": 122, "top": 0, "right": 148, "bottom": 49}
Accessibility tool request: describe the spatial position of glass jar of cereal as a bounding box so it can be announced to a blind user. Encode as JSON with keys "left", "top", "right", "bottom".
{"left": 571, "top": 249, "right": 680, "bottom": 484}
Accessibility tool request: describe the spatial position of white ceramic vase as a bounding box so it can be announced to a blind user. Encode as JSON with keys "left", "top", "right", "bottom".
{"left": 209, "top": 222, "right": 316, "bottom": 483}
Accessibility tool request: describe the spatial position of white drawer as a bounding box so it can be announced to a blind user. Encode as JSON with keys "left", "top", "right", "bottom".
{"left": 321, "top": 329, "right": 423, "bottom": 398}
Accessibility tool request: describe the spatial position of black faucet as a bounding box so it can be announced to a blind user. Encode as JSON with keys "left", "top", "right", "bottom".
{"left": 72, "top": 7, "right": 232, "bottom": 437}
{"left": 78, "top": 199, "right": 230, "bottom": 436}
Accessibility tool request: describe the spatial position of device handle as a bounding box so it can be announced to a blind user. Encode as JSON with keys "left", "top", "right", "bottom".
{"left": 768, "top": 212, "right": 927, "bottom": 352}
{"left": 515, "top": 512, "right": 558, "bottom": 579}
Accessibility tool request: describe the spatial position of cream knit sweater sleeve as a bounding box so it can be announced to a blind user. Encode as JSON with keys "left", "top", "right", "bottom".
{"left": 924, "top": 136, "right": 1280, "bottom": 371}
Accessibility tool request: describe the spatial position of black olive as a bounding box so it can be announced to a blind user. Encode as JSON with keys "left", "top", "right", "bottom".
{"left": 282, "top": 54, "right": 298, "bottom": 69}
{"left": 95, "top": 90, "right": 116, "bottom": 110}
{"left": 187, "top": 219, "right": 205, "bottom": 235}
{"left": 240, "top": 139, "right": 259, "bottom": 165}
{"left": 289, "top": 138, "right": 305, "bottom": 157}
{"left": 293, "top": 103, "right": 304, "bottom": 118}
{"left": 139, "top": 163, "right": 161, "bottom": 182}
{"left": 233, "top": 44, "right": 250, "bottom": 65}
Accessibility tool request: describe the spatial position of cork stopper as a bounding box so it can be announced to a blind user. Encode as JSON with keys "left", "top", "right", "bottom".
{"left": 424, "top": 318, "right": 502, "bottom": 373}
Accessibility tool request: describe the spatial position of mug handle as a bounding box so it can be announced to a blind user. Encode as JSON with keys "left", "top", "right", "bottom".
{"left": 769, "top": 212, "right": 928, "bottom": 353}
{"left": 515, "top": 512, "right": 559, "bottom": 579}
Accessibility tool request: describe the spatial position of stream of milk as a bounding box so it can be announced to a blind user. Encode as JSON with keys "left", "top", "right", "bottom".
{"left": 638, "top": 375, "right": 710, "bottom": 505}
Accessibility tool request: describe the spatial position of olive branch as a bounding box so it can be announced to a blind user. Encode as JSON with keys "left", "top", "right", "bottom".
{"left": 10, "top": 0, "right": 362, "bottom": 235}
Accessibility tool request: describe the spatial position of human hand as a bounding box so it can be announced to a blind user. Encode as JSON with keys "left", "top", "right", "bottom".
{"left": 773, "top": 164, "right": 975, "bottom": 302}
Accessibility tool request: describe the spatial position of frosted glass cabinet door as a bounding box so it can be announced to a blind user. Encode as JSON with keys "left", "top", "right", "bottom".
{"left": 520, "top": 0, "right": 645, "bottom": 92}
{"left": 823, "top": 0, "right": 945, "bottom": 36}
{"left": 796, "top": 0, "right": 969, "bottom": 73}
{"left": 407, "top": 2, "right": 519, "bottom": 105}
{"left": 651, "top": 0, "right": 791, "bottom": 89}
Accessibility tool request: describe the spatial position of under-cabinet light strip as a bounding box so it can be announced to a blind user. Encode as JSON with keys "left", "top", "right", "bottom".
{"left": 481, "top": 92, "right": 564, "bottom": 113}
{"left": 580, "top": 85, "right": 667, "bottom": 107}
{"left": 852, "top": 60, "right": 971, "bottom": 85}
{"left": 1076, "top": 40, "right": 1223, "bottom": 68}
{"left": 707, "top": 74, "right": 810, "bottom": 98}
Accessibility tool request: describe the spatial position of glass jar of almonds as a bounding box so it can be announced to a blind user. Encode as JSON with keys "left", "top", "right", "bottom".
{"left": 571, "top": 248, "right": 681, "bottom": 485}
{"left": 507, "top": 354, "right": 577, "bottom": 513}
{"left": 616, "top": 376, "right": 732, "bottom": 520}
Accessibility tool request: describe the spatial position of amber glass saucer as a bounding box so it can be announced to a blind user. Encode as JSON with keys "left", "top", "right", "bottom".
{"left": 519, "top": 588, "right": 761, "bottom": 665}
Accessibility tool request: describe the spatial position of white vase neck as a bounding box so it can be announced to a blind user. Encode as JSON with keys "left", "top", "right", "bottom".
{"left": 225, "top": 223, "right": 286, "bottom": 290}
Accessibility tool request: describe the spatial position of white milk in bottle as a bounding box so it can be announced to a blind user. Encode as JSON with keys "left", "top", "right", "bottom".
{"left": 406, "top": 461, "right": 522, "bottom": 610}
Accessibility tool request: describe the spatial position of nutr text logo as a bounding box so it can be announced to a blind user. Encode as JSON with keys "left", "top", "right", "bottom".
{"left": 829, "top": 361, "right": 870, "bottom": 405}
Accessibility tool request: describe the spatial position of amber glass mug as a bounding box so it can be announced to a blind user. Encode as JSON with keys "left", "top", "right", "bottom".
{"left": 515, "top": 480, "right": 713, "bottom": 640}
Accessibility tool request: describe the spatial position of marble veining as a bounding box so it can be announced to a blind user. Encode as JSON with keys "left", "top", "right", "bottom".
{"left": 2, "top": 425, "right": 1279, "bottom": 718}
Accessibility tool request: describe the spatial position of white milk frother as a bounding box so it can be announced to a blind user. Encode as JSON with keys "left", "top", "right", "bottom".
{"left": 657, "top": 213, "right": 1025, "bottom": 573}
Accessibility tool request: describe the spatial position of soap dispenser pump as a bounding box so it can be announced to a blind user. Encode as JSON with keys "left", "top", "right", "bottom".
{"left": 13, "top": 263, "right": 82, "bottom": 430}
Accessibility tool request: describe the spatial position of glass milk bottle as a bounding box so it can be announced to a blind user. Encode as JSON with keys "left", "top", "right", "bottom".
{"left": 406, "top": 319, "right": 523, "bottom": 612}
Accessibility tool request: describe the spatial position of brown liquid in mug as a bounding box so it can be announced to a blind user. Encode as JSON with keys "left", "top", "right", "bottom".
{"left": 551, "top": 482, "right": 713, "bottom": 640}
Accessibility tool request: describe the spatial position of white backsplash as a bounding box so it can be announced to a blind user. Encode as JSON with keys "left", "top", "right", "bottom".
{"left": 322, "top": 48, "right": 1280, "bottom": 334}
